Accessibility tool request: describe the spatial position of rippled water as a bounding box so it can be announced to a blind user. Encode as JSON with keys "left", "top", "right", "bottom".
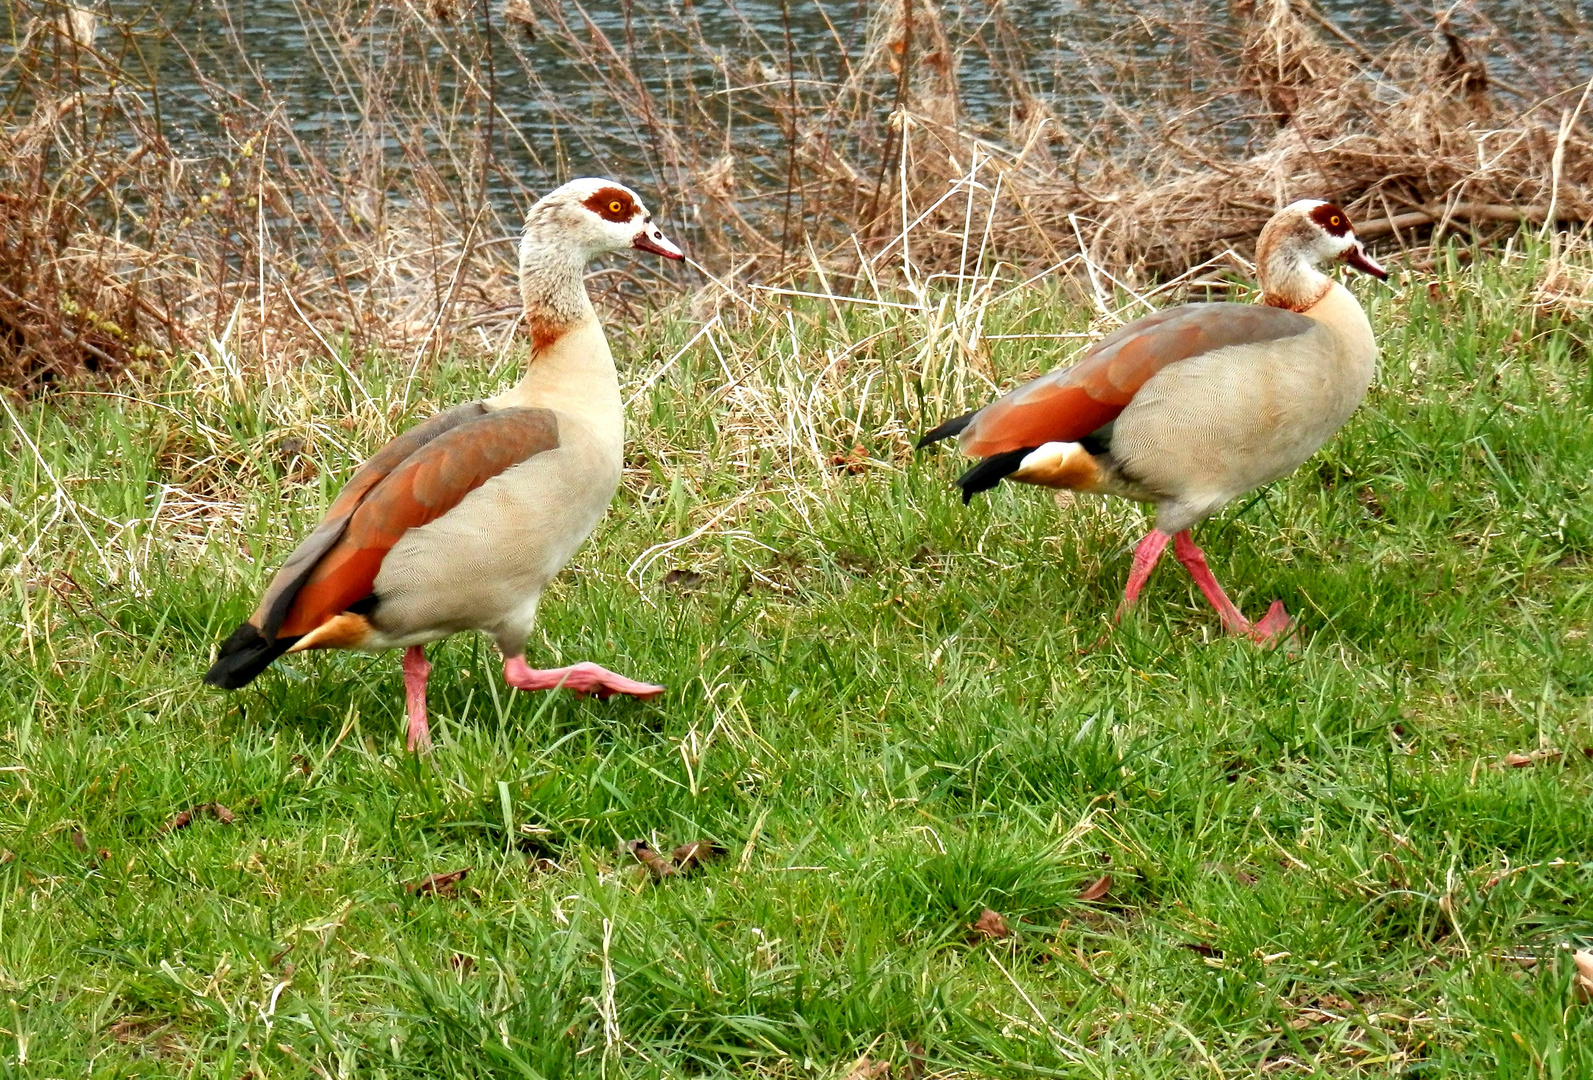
{"left": 14, "top": 0, "right": 1593, "bottom": 205}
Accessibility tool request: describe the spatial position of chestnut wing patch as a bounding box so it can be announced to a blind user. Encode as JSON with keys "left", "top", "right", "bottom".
{"left": 276, "top": 407, "right": 560, "bottom": 637}
{"left": 252, "top": 401, "right": 489, "bottom": 638}
{"left": 959, "top": 303, "right": 1314, "bottom": 458}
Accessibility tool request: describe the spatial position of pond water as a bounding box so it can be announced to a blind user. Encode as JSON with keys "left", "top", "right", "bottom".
{"left": 12, "top": 0, "right": 1593, "bottom": 212}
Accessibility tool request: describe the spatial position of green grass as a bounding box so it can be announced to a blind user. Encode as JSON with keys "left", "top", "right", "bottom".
{"left": 2, "top": 242, "right": 1592, "bottom": 1078}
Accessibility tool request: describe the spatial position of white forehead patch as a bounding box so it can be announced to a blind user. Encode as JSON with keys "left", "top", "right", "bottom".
{"left": 544, "top": 177, "right": 638, "bottom": 206}
{"left": 1281, "top": 198, "right": 1328, "bottom": 216}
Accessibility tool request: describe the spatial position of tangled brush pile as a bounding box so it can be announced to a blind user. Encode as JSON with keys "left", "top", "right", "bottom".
{"left": 676, "top": 0, "right": 1592, "bottom": 285}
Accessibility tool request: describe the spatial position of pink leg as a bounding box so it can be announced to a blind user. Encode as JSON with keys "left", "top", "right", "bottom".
{"left": 402, "top": 645, "right": 432, "bottom": 752}
{"left": 503, "top": 657, "right": 665, "bottom": 701}
{"left": 1172, "top": 530, "right": 1249, "bottom": 635}
{"left": 1172, "top": 530, "right": 1292, "bottom": 643}
{"left": 1115, "top": 529, "right": 1171, "bottom": 621}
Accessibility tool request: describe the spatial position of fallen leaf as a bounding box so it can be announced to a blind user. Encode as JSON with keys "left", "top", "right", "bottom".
{"left": 1079, "top": 874, "right": 1112, "bottom": 902}
{"left": 901, "top": 1041, "right": 927, "bottom": 1080}
{"left": 662, "top": 568, "right": 704, "bottom": 591}
{"left": 831, "top": 444, "right": 870, "bottom": 475}
{"left": 407, "top": 867, "right": 471, "bottom": 896}
{"left": 1201, "top": 860, "right": 1259, "bottom": 886}
{"left": 1356, "top": 487, "right": 1385, "bottom": 519}
{"left": 160, "top": 804, "right": 236, "bottom": 834}
{"left": 1181, "top": 941, "right": 1221, "bottom": 958}
{"left": 1490, "top": 950, "right": 1540, "bottom": 968}
{"left": 1288, "top": 1008, "right": 1341, "bottom": 1030}
{"left": 1574, "top": 950, "right": 1593, "bottom": 1002}
{"left": 0, "top": 850, "right": 14, "bottom": 865}
{"left": 71, "top": 830, "right": 87, "bottom": 850}
{"left": 671, "top": 840, "right": 726, "bottom": 874}
{"left": 842, "top": 1057, "right": 890, "bottom": 1080}
{"left": 834, "top": 550, "right": 877, "bottom": 574}
{"left": 971, "top": 908, "right": 1011, "bottom": 939}
{"left": 529, "top": 857, "right": 564, "bottom": 874}
{"left": 108, "top": 1015, "right": 170, "bottom": 1045}
{"left": 626, "top": 840, "right": 676, "bottom": 879}
{"left": 449, "top": 953, "right": 476, "bottom": 974}
{"left": 1496, "top": 749, "right": 1563, "bottom": 769}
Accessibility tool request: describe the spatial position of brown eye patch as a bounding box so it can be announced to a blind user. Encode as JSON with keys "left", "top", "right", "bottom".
{"left": 583, "top": 186, "right": 637, "bottom": 223}
{"left": 1309, "top": 202, "right": 1352, "bottom": 236}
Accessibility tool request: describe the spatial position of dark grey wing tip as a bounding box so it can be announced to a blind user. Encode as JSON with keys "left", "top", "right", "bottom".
{"left": 954, "top": 447, "right": 1033, "bottom": 503}
{"left": 204, "top": 621, "right": 294, "bottom": 689}
{"left": 917, "top": 410, "right": 977, "bottom": 449}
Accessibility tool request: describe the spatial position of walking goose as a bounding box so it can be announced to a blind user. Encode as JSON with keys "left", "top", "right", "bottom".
{"left": 919, "top": 200, "right": 1387, "bottom": 641}
{"left": 205, "top": 178, "right": 683, "bottom": 750}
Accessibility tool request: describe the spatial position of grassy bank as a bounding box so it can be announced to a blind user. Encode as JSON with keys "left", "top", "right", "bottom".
{"left": 2, "top": 243, "right": 1592, "bottom": 1077}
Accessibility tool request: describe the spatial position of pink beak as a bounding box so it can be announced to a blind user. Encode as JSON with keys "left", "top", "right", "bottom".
{"left": 1344, "top": 242, "right": 1387, "bottom": 280}
{"left": 633, "top": 227, "right": 684, "bottom": 261}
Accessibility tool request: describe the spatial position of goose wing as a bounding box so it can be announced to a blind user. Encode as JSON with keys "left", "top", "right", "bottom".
{"left": 205, "top": 404, "right": 559, "bottom": 687}
{"left": 952, "top": 303, "right": 1315, "bottom": 458}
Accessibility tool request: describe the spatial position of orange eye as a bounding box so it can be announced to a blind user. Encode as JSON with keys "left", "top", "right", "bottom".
{"left": 609, "top": 200, "right": 623, "bottom": 214}
{"left": 1330, "top": 216, "right": 1342, "bottom": 226}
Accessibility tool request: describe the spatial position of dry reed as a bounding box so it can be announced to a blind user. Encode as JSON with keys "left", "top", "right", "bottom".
{"left": 1, "top": 0, "right": 1590, "bottom": 389}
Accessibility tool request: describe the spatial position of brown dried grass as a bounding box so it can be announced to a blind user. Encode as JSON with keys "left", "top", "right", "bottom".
{"left": 0, "top": 0, "right": 536, "bottom": 387}
{"left": 1, "top": 0, "right": 1589, "bottom": 389}
{"left": 679, "top": 0, "right": 1593, "bottom": 291}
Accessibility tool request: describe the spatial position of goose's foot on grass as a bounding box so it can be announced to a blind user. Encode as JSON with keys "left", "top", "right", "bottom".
{"left": 1172, "top": 531, "right": 1294, "bottom": 646}
{"left": 503, "top": 657, "right": 665, "bottom": 700}
{"left": 1246, "top": 600, "right": 1295, "bottom": 647}
{"left": 1112, "top": 530, "right": 1295, "bottom": 646}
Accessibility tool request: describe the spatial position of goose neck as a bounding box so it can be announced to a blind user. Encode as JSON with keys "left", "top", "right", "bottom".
{"left": 518, "top": 237, "right": 595, "bottom": 350}
{"left": 1258, "top": 248, "right": 1332, "bottom": 313}
{"left": 495, "top": 318, "right": 622, "bottom": 448}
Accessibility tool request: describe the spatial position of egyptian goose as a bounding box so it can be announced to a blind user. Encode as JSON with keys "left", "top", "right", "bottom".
{"left": 919, "top": 200, "right": 1387, "bottom": 641}
{"left": 204, "top": 178, "right": 683, "bottom": 750}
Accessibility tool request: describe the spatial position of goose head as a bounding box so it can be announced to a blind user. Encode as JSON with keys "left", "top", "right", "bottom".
{"left": 517, "top": 178, "right": 683, "bottom": 344}
{"left": 1256, "top": 200, "right": 1386, "bottom": 311}
{"left": 521, "top": 178, "right": 683, "bottom": 266}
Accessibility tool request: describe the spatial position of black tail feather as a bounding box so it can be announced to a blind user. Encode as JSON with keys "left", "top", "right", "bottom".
{"left": 204, "top": 622, "right": 296, "bottom": 689}
{"left": 916, "top": 410, "right": 977, "bottom": 449}
{"left": 955, "top": 448, "right": 1034, "bottom": 504}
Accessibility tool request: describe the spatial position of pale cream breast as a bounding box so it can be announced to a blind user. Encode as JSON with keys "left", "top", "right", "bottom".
{"left": 366, "top": 421, "right": 621, "bottom": 652}
{"left": 488, "top": 318, "right": 624, "bottom": 459}
{"left": 1108, "top": 284, "right": 1377, "bottom": 532}
{"left": 1301, "top": 281, "right": 1378, "bottom": 383}
{"left": 366, "top": 315, "right": 628, "bottom": 652}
